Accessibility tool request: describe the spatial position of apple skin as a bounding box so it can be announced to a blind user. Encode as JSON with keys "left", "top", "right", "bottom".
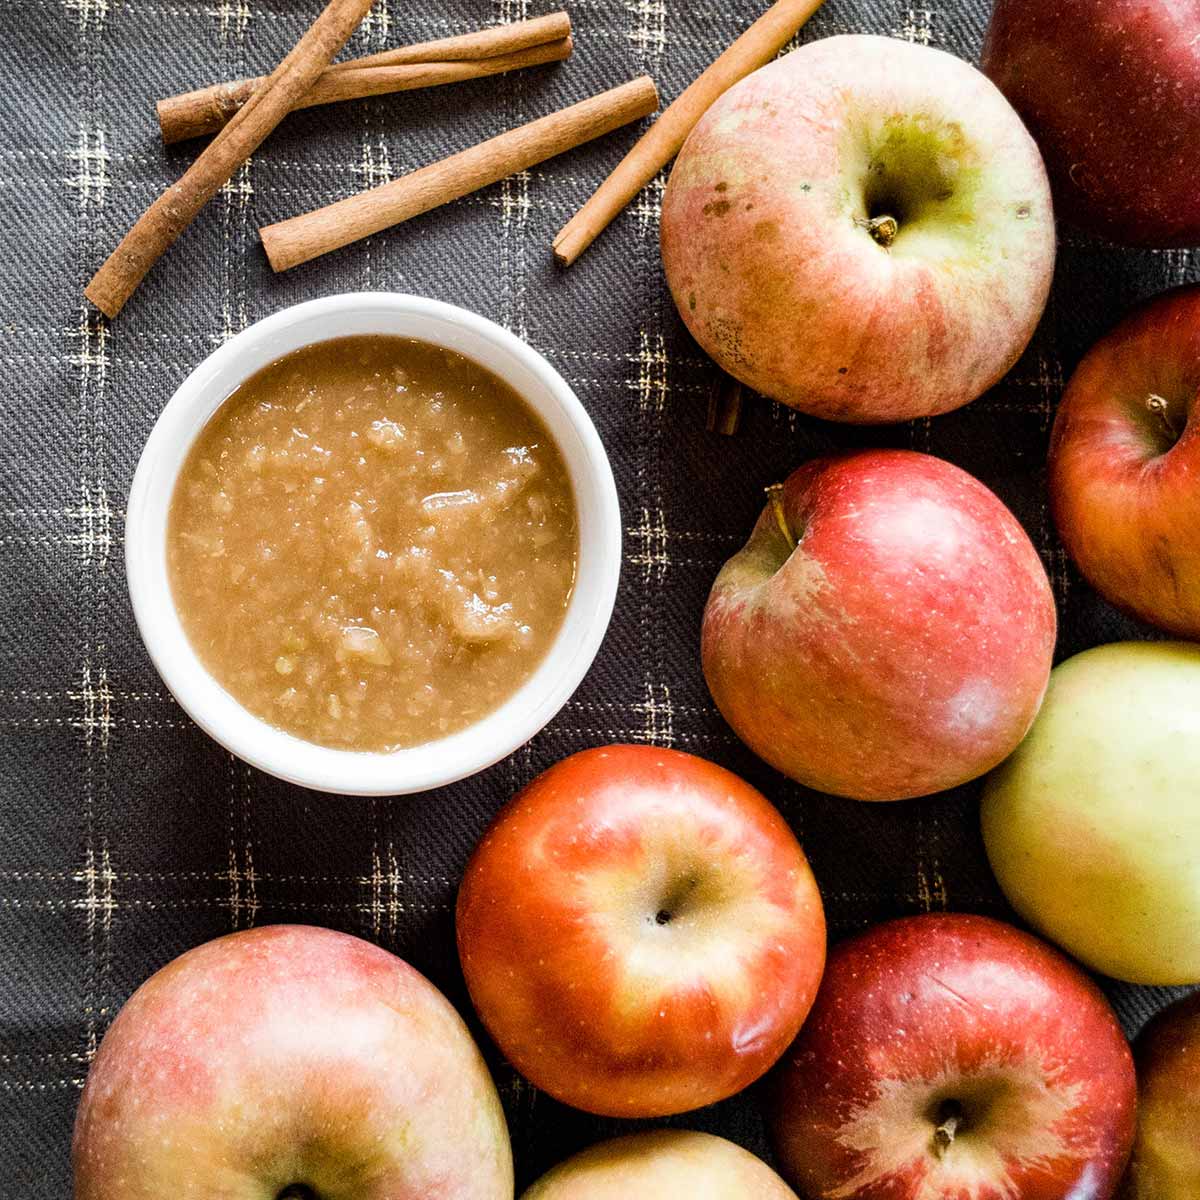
{"left": 983, "top": 0, "right": 1200, "bottom": 247}
{"left": 982, "top": 641, "right": 1200, "bottom": 986}
{"left": 456, "top": 744, "right": 826, "bottom": 1118}
{"left": 660, "top": 34, "right": 1055, "bottom": 424}
{"left": 702, "top": 449, "right": 1056, "bottom": 801}
{"left": 769, "top": 913, "right": 1136, "bottom": 1200}
{"left": 1126, "top": 991, "right": 1200, "bottom": 1199}
{"left": 72, "top": 925, "right": 513, "bottom": 1200}
{"left": 1048, "top": 285, "right": 1200, "bottom": 638}
{"left": 520, "top": 1131, "right": 798, "bottom": 1199}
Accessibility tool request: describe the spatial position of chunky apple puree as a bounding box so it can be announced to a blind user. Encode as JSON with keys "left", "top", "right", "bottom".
{"left": 168, "top": 335, "right": 577, "bottom": 752}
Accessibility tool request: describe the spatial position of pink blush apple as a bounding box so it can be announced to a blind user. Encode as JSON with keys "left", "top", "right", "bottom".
{"left": 661, "top": 34, "right": 1055, "bottom": 424}
{"left": 72, "top": 925, "right": 513, "bottom": 1200}
{"left": 701, "top": 449, "right": 1056, "bottom": 801}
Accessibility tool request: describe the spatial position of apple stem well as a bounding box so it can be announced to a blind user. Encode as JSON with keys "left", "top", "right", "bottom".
{"left": 765, "top": 484, "right": 796, "bottom": 551}
{"left": 932, "top": 1099, "right": 964, "bottom": 1158}
{"left": 857, "top": 214, "right": 899, "bottom": 248}
{"left": 1146, "top": 393, "right": 1183, "bottom": 443}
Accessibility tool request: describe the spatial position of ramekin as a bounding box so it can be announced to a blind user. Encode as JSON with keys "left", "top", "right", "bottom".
{"left": 125, "top": 293, "right": 621, "bottom": 795}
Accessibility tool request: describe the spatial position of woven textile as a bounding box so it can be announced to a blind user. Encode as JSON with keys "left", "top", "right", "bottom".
{"left": 0, "top": 0, "right": 1191, "bottom": 1193}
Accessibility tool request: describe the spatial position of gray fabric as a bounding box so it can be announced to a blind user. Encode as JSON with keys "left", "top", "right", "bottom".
{"left": 0, "top": 0, "right": 1190, "bottom": 1193}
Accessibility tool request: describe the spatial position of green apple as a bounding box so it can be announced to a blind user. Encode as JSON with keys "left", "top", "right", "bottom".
{"left": 981, "top": 641, "right": 1200, "bottom": 985}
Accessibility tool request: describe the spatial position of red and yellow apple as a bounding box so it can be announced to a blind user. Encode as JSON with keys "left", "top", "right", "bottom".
{"left": 1048, "top": 285, "right": 1200, "bottom": 637}
{"left": 73, "top": 925, "right": 513, "bottom": 1200}
{"left": 456, "top": 744, "right": 826, "bottom": 1117}
{"left": 702, "top": 449, "right": 1056, "bottom": 801}
{"left": 984, "top": 0, "right": 1200, "bottom": 247}
{"left": 521, "top": 1131, "right": 797, "bottom": 1199}
{"left": 769, "top": 914, "right": 1136, "bottom": 1200}
{"left": 661, "top": 34, "right": 1055, "bottom": 423}
{"left": 1126, "top": 991, "right": 1200, "bottom": 1199}
{"left": 982, "top": 641, "right": 1200, "bottom": 985}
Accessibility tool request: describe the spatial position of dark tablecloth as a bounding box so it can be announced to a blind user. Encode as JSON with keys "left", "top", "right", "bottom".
{"left": 0, "top": 0, "right": 1191, "bottom": 1193}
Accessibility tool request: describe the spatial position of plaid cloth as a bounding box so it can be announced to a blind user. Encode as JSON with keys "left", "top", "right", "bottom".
{"left": 0, "top": 0, "right": 1191, "bottom": 1193}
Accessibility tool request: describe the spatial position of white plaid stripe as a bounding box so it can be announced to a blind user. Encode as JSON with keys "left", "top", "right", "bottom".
{"left": 627, "top": 505, "right": 668, "bottom": 584}
{"left": 626, "top": 0, "right": 667, "bottom": 60}
{"left": 66, "top": 122, "right": 109, "bottom": 210}
{"left": 628, "top": 330, "right": 668, "bottom": 414}
{"left": 73, "top": 846, "right": 116, "bottom": 1062}
{"left": 65, "top": 482, "right": 115, "bottom": 570}
{"left": 896, "top": 5, "right": 935, "bottom": 44}
{"left": 219, "top": 162, "right": 256, "bottom": 210}
{"left": 632, "top": 681, "right": 674, "bottom": 747}
{"left": 208, "top": 0, "right": 252, "bottom": 38}
{"left": 224, "top": 757, "right": 259, "bottom": 931}
{"left": 355, "top": 136, "right": 394, "bottom": 191}
{"left": 69, "top": 308, "right": 110, "bottom": 396}
{"left": 69, "top": 661, "right": 114, "bottom": 753}
{"left": 64, "top": 0, "right": 107, "bottom": 29}
{"left": 361, "top": 842, "right": 404, "bottom": 940}
{"left": 631, "top": 170, "right": 666, "bottom": 241}
{"left": 359, "top": 0, "right": 392, "bottom": 45}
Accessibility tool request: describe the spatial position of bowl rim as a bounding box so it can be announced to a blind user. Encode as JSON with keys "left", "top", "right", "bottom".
{"left": 125, "top": 292, "right": 622, "bottom": 796}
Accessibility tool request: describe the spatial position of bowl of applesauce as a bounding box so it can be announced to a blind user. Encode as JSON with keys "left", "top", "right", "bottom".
{"left": 126, "top": 294, "right": 621, "bottom": 795}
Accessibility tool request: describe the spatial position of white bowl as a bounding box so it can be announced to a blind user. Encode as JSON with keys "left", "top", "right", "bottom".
{"left": 125, "top": 294, "right": 622, "bottom": 796}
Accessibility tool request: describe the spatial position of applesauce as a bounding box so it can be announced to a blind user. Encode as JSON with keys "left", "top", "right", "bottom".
{"left": 167, "top": 335, "right": 578, "bottom": 752}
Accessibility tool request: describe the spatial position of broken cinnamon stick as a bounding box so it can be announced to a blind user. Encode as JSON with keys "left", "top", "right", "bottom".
{"left": 553, "top": 0, "right": 826, "bottom": 266}
{"left": 158, "top": 12, "right": 573, "bottom": 144}
{"left": 260, "top": 75, "right": 659, "bottom": 273}
{"left": 86, "top": 0, "right": 374, "bottom": 319}
{"left": 707, "top": 374, "right": 745, "bottom": 435}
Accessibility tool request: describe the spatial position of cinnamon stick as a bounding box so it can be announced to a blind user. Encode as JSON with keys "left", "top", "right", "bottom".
{"left": 260, "top": 75, "right": 660, "bottom": 273}
{"left": 553, "top": 0, "right": 826, "bottom": 266}
{"left": 332, "top": 11, "right": 571, "bottom": 70}
{"left": 158, "top": 12, "right": 573, "bottom": 144}
{"left": 86, "top": 0, "right": 374, "bottom": 318}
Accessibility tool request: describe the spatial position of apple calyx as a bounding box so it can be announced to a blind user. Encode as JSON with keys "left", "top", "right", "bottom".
{"left": 931, "top": 1099, "right": 964, "bottom": 1158}
{"left": 765, "top": 484, "right": 797, "bottom": 551}
{"left": 653, "top": 873, "right": 701, "bottom": 926}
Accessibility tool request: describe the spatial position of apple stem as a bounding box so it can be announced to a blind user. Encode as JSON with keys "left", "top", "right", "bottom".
{"left": 1147, "top": 393, "right": 1182, "bottom": 442}
{"left": 864, "top": 214, "right": 898, "bottom": 248}
{"left": 765, "top": 484, "right": 796, "bottom": 551}
{"left": 932, "top": 1109, "right": 962, "bottom": 1158}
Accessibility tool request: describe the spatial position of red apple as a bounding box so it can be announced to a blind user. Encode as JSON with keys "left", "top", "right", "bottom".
{"left": 521, "top": 1131, "right": 798, "bottom": 1199}
{"left": 1127, "top": 991, "right": 1200, "bottom": 1198}
{"left": 702, "top": 449, "right": 1056, "bottom": 802}
{"left": 1048, "top": 285, "right": 1200, "bottom": 638}
{"left": 984, "top": 0, "right": 1200, "bottom": 247}
{"left": 456, "top": 744, "right": 826, "bottom": 1118}
{"left": 661, "top": 34, "right": 1055, "bottom": 423}
{"left": 73, "top": 925, "right": 513, "bottom": 1200}
{"left": 770, "top": 914, "right": 1137, "bottom": 1200}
